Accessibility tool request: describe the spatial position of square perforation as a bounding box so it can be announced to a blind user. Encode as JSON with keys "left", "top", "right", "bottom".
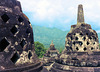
{"left": 20, "top": 39, "right": 26, "bottom": 48}
{"left": 26, "top": 28, "right": 30, "bottom": 34}
{"left": 11, "top": 52, "right": 20, "bottom": 63}
{"left": 18, "top": 16, "right": 23, "bottom": 22}
{"left": 10, "top": 25, "right": 18, "bottom": 35}
{"left": 1, "top": 14, "right": 10, "bottom": 22}
{"left": 0, "top": 37, "right": 10, "bottom": 52}
{"left": 28, "top": 51, "right": 32, "bottom": 59}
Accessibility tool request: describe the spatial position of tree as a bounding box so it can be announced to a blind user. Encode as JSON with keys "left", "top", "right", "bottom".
{"left": 59, "top": 48, "right": 63, "bottom": 53}
{"left": 99, "top": 44, "right": 100, "bottom": 48}
{"left": 35, "top": 41, "right": 46, "bottom": 58}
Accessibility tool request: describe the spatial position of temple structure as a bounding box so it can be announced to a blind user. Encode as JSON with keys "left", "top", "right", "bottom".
{"left": 50, "top": 4, "right": 100, "bottom": 72}
{"left": 42, "top": 41, "right": 59, "bottom": 70}
{"left": 0, "top": 0, "right": 48, "bottom": 72}
{"left": 44, "top": 41, "right": 59, "bottom": 57}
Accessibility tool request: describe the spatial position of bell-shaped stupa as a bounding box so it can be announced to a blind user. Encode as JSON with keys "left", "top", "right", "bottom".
{"left": 50, "top": 4, "right": 100, "bottom": 72}
{"left": 0, "top": 0, "right": 48, "bottom": 72}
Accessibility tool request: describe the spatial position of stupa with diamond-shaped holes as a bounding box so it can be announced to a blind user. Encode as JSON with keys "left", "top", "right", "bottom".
{"left": 0, "top": 0, "right": 48, "bottom": 72}
{"left": 50, "top": 4, "right": 100, "bottom": 72}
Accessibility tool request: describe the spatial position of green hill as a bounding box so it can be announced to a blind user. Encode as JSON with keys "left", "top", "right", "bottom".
{"left": 32, "top": 25, "right": 100, "bottom": 50}
{"left": 32, "top": 25, "right": 69, "bottom": 50}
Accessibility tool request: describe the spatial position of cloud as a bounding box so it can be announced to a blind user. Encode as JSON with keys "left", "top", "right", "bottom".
{"left": 18, "top": 0, "right": 100, "bottom": 31}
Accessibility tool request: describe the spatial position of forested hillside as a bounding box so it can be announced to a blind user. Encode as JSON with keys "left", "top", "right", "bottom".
{"left": 32, "top": 25, "right": 100, "bottom": 50}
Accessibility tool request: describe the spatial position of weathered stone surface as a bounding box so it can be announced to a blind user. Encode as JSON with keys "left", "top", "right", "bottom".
{"left": 50, "top": 4, "right": 100, "bottom": 72}
{"left": 0, "top": 0, "right": 48, "bottom": 72}
{"left": 42, "top": 41, "right": 59, "bottom": 71}
{"left": 44, "top": 41, "right": 59, "bottom": 58}
{"left": 77, "top": 4, "right": 84, "bottom": 24}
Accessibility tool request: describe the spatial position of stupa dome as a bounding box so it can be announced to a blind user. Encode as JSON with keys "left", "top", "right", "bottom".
{"left": 0, "top": 0, "right": 48, "bottom": 72}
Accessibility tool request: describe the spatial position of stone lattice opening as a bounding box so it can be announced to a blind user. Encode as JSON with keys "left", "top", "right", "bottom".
{"left": 26, "top": 28, "right": 30, "bottom": 34}
{"left": 89, "top": 37, "right": 92, "bottom": 40}
{"left": 97, "top": 47, "right": 99, "bottom": 49}
{"left": 10, "top": 25, "right": 18, "bottom": 35}
{"left": 73, "top": 42, "right": 75, "bottom": 45}
{"left": 83, "top": 37, "right": 86, "bottom": 41}
{"left": 0, "top": 38, "right": 10, "bottom": 52}
{"left": 28, "top": 21, "right": 30, "bottom": 24}
{"left": 11, "top": 52, "right": 20, "bottom": 63}
{"left": 18, "top": 16, "right": 23, "bottom": 22}
{"left": 28, "top": 51, "right": 32, "bottom": 59}
{"left": 91, "top": 47, "right": 94, "bottom": 50}
{"left": 83, "top": 47, "right": 87, "bottom": 51}
{"left": 20, "top": 39, "right": 26, "bottom": 48}
{"left": 86, "top": 33, "right": 88, "bottom": 35}
{"left": 93, "top": 37, "right": 96, "bottom": 41}
{"left": 76, "top": 47, "right": 79, "bottom": 51}
{"left": 87, "top": 41, "right": 89, "bottom": 45}
{"left": 70, "top": 47, "right": 73, "bottom": 50}
{"left": 70, "top": 36, "right": 73, "bottom": 40}
{"left": 80, "top": 33, "right": 83, "bottom": 36}
{"left": 91, "top": 33, "right": 94, "bottom": 35}
{"left": 79, "top": 41, "right": 83, "bottom": 46}
{"left": 93, "top": 42, "right": 95, "bottom": 45}
{"left": 81, "top": 24, "right": 85, "bottom": 27}
{"left": 75, "top": 37, "right": 78, "bottom": 40}
{"left": 74, "top": 33, "right": 76, "bottom": 35}
{"left": 67, "top": 41, "right": 70, "bottom": 44}
{"left": 1, "top": 14, "right": 10, "bottom": 22}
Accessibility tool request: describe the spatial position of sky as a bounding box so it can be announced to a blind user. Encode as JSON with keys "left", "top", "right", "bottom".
{"left": 18, "top": 0, "right": 100, "bottom": 32}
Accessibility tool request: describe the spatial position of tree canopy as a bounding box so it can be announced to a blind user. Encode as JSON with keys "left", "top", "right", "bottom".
{"left": 35, "top": 41, "right": 46, "bottom": 58}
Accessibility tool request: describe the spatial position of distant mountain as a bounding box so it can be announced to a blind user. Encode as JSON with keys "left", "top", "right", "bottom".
{"left": 32, "top": 25, "right": 100, "bottom": 50}
{"left": 32, "top": 25, "right": 69, "bottom": 50}
{"left": 98, "top": 33, "right": 100, "bottom": 43}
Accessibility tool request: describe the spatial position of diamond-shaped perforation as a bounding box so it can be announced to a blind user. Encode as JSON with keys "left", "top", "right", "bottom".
{"left": 91, "top": 47, "right": 94, "bottom": 50}
{"left": 18, "top": 16, "right": 23, "bottom": 22}
{"left": 20, "top": 39, "right": 26, "bottom": 48}
{"left": 0, "top": 38, "right": 10, "bottom": 52}
{"left": 28, "top": 51, "right": 32, "bottom": 59}
{"left": 11, "top": 52, "right": 20, "bottom": 63}
{"left": 87, "top": 41, "right": 89, "bottom": 45}
{"left": 1, "top": 14, "right": 10, "bottom": 22}
{"left": 75, "top": 37, "right": 78, "bottom": 40}
{"left": 10, "top": 25, "right": 18, "bottom": 35}
{"left": 28, "top": 21, "right": 30, "bottom": 24}
{"left": 76, "top": 47, "right": 79, "bottom": 51}
{"left": 26, "top": 28, "right": 30, "bottom": 34}
{"left": 83, "top": 47, "right": 87, "bottom": 51}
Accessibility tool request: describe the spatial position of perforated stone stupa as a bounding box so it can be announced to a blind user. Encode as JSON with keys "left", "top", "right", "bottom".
{"left": 41, "top": 41, "right": 59, "bottom": 71}
{"left": 50, "top": 4, "right": 100, "bottom": 72}
{"left": 66, "top": 5, "right": 99, "bottom": 52}
{"left": 0, "top": 0, "right": 48, "bottom": 72}
{"left": 44, "top": 41, "right": 59, "bottom": 57}
{"left": 42, "top": 41, "right": 59, "bottom": 64}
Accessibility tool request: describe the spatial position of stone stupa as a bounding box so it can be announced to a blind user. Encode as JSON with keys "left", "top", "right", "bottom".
{"left": 41, "top": 41, "right": 59, "bottom": 71}
{"left": 50, "top": 4, "right": 100, "bottom": 72}
{"left": 0, "top": 0, "right": 48, "bottom": 72}
{"left": 44, "top": 41, "right": 59, "bottom": 57}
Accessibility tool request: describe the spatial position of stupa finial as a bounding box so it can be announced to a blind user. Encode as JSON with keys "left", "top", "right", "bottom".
{"left": 77, "top": 4, "right": 85, "bottom": 24}
{"left": 51, "top": 40, "right": 54, "bottom": 45}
